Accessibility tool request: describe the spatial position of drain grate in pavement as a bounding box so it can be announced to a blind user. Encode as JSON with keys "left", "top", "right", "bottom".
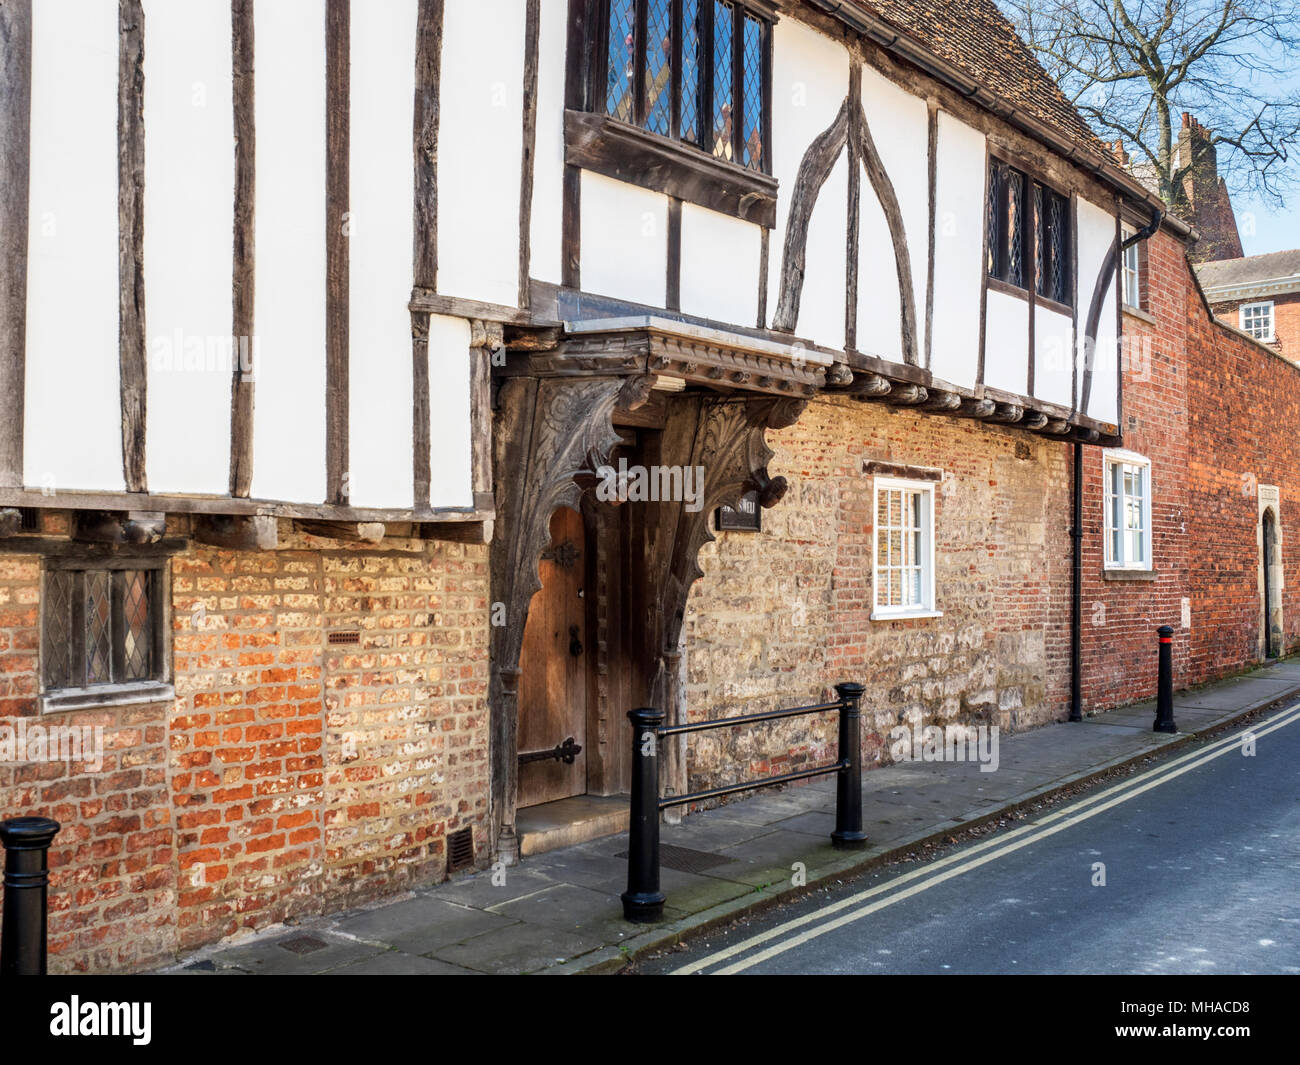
{"left": 615, "top": 844, "right": 729, "bottom": 874}
{"left": 278, "top": 934, "right": 330, "bottom": 956}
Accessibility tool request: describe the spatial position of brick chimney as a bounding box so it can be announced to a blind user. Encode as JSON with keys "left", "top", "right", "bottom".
{"left": 1177, "top": 111, "right": 1244, "bottom": 263}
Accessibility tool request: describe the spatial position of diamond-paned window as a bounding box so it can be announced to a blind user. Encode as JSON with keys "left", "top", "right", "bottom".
{"left": 644, "top": 0, "right": 673, "bottom": 136}
{"left": 1034, "top": 182, "right": 1071, "bottom": 306}
{"left": 740, "top": 13, "right": 764, "bottom": 170}
{"left": 598, "top": 0, "right": 771, "bottom": 173}
{"left": 987, "top": 160, "right": 1027, "bottom": 290}
{"left": 605, "top": 0, "right": 636, "bottom": 124}
{"left": 711, "top": 2, "right": 735, "bottom": 161}
{"left": 680, "top": 0, "right": 702, "bottom": 143}
{"left": 42, "top": 562, "right": 167, "bottom": 696}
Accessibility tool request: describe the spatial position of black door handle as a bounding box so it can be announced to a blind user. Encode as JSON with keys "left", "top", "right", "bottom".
{"left": 569, "top": 625, "right": 583, "bottom": 657}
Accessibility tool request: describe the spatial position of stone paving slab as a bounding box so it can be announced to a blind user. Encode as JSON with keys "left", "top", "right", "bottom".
{"left": 169, "top": 659, "right": 1300, "bottom": 976}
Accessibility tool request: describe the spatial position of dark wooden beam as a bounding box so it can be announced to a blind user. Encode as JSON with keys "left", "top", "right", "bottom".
{"left": 325, "top": 0, "right": 349, "bottom": 504}
{"left": 0, "top": 0, "right": 31, "bottom": 489}
{"left": 295, "top": 519, "right": 385, "bottom": 543}
{"left": 412, "top": 314, "right": 431, "bottom": 507}
{"left": 921, "top": 389, "right": 961, "bottom": 412}
{"left": 1020, "top": 410, "right": 1049, "bottom": 430}
{"left": 413, "top": 0, "right": 443, "bottom": 290}
{"left": 666, "top": 196, "right": 682, "bottom": 312}
{"left": 924, "top": 104, "right": 937, "bottom": 371}
{"left": 885, "top": 383, "right": 927, "bottom": 405}
{"left": 229, "top": 0, "right": 256, "bottom": 497}
{"left": 988, "top": 402, "right": 1024, "bottom": 423}
{"left": 853, "top": 100, "right": 919, "bottom": 366}
{"left": 844, "top": 64, "right": 861, "bottom": 353}
{"left": 119, "top": 0, "right": 148, "bottom": 493}
{"left": 773, "top": 99, "right": 849, "bottom": 331}
{"left": 422, "top": 519, "right": 492, "bottom": 545}
{"left": 193, "top": 513, "right": 278, "bottom": 551}
{"left": 73, "top": 509, "right": 166, "bottom": 545}
{"left": 958, "top": 397, "right": 996, "bottom": 419}
{"left": 518, "top": 0, "right": 539, "bottom": 308}
{"left": 756, "top": 225, "right": 769, "bottom": 329}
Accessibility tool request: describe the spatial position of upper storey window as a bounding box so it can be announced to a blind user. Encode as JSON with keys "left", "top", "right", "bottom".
{"left": 602, "top": 0, "right": 771, "bottom": 173}
{"left": 987, "top": 159, "right": 1073, "bottom": 307}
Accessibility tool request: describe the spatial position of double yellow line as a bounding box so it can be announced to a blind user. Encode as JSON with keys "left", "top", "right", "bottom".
{"left": 672, "top": 702, "right": 1300, "bottom": 975}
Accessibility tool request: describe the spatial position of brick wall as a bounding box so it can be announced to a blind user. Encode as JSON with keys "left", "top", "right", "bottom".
{"left": 683, "top": 395, "right": 1074, "bottom": 788}
{"left": 1077, "top": 228, "right": 1192, "bottom": 710}
{"left": 1206, "top": 293, "right": 1300, "bottom": 366}
{"left": 0, "top": 519, "right": 489, "bottom": 972}
{"left": 1185, "top": 290, "right": 1300, "bottom": 680}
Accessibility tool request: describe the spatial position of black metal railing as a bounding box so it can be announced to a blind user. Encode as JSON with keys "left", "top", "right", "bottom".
{"left": 621, "top": 681, "right": 866, "bottom": 923}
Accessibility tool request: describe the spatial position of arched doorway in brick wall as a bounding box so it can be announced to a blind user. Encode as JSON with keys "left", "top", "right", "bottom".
{"left": 1262, "top": 507, "right": 1282, "bottom": 659}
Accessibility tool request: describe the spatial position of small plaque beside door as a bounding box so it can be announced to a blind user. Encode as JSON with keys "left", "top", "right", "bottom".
{"left": 716, "top": 489, "right": 761, "bottom": 532}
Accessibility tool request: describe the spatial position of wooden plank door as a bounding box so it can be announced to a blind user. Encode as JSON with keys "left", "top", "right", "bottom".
{"left": 517, "top": 507, "right": 588, "bottom": 807}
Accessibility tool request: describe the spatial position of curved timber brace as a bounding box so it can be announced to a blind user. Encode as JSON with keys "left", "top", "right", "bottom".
{"left": 773, "top": 62, "right": 918, "bottom": 366}
{"left": 642, "top": 395, "right": 806, "bottom": 807}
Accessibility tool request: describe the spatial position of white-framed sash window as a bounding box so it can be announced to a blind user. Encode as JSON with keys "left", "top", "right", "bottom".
{"left": 1240, "top": 301, "right": 1275, "bottom": 342}
{"left": 872, "top": 477, "right": 939, "bottom": 619}
{"left": 1103, "top": 450, "right": 1152, "bottom": 570}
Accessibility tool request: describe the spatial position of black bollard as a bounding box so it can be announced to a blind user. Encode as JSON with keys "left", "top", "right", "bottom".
{"left": 0, "top": 816, "right": 61, "bottom": 975}
{"left": 1154, "top": 625, "right": 1177, "bottom": 734}
{"left": 621, "top": 707, "right": 665, "bottom": 923}
{"left": 831, "top": 682, "right": 868, "bottom": 849}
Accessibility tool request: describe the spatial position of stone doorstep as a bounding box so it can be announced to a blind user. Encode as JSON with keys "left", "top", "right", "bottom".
{"left": 562, "top": 672, "right": 1300, "bottom": 975}
{"left": 517, "top": 795, "right": 631, "bottom": 857}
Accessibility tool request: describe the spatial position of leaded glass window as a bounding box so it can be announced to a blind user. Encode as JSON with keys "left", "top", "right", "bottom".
{"left": 42, "top": 563, "right": 167, "bottom": 694}
{"left": 599, "top": 0, "right": 769, "bottom": 172}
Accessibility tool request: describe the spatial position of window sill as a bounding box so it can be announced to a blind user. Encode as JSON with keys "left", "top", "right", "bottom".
{"left": 1102, "top": 567, "right": 1157, "bottom": 581}
{"left": 1036, "top": 294, "right": 1074, "bottom": 317}
{"left": 870, "top": 609, "right": 944, "bottom": 622}
{"left": 564, "top": 110, "right": 778, "bottom": 227}
{"left": 987, "top": 276, "right": 1029, "bottom": 302}
{"left": 1122, "top": 303, "right": 1156, "bottom": 326}
{"left": 40, "top": 681, "right": 175, "bottom": 714}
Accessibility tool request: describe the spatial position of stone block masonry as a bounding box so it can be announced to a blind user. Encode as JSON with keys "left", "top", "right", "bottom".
{"left": 683, "top": 395, "right": 1075, "bottom": 792}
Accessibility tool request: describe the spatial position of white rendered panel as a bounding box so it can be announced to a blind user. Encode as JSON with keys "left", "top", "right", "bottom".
{"left": 529, "top": 0, "right": 568, "bottom": 286}
{"left": 24, "top": 2, "right": 123, "bottom": 492}
{"left": 580, "top": 172, "right": 667, "bottom": 307}
{"left": 142, "top": 0, "right": 235, "bottom": 496}
{"left": 855, "top": 66, "right": 928, "bottom": 365}
{"left": 928, "top": 113, "right": 985, "bottom": 390}
{"left": 679, "top": 204, "right": 761, "bottom": 327}
{"left": 983, "top": 289, "right": 1029, "bottom": 397}
{"left": 768, "top": 18, "right": 849, "bottom": 350}
{"left": 251, "top": 0, "right": 327, "bottom": 504}
{"left": 437, "top": 0, "right": 525, "bottom": 306}
{"left": 1034, "top": 306, "right": 1073, "bottom": 408}
{"left": 348, "top": 0, "right": 416, "bottom": 509}
{"left": 1076, "top": 197, "right": 1119, "bottom": 426}
{"left": 426, "top": 314, "right": 473, "bottom": 508}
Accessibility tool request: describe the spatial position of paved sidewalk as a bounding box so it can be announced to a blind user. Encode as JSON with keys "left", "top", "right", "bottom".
{"left": 169, "top": 658, "right": 1300, "bottom": 975}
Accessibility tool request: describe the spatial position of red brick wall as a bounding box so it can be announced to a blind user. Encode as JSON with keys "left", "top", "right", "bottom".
{"left": 0, "top": 521, "right": 489, "bottom": 972}
{"left": 1077, "top": 229, "right": 1192, "bottom": 710}
{"left": 1207, "top": 293, "right": 1300, "bottom": 366}
{"left": 1185, "top": 292, "right": 1300, "bottom": 680}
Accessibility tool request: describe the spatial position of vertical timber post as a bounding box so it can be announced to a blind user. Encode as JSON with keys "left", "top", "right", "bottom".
{"left": 1154, "top": 625, "right": 1177, "bottom": 734}
{"left": 0, "top": 817, "right": 61, "bottom": 976}
{"left": 831, "top": 682, "right": 867, "bottom": 849}
{"left": 622, "top": 707, "right": 665, "bottom": 923}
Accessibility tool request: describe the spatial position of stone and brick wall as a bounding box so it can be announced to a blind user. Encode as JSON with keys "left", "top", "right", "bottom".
{"left": 683, "top": 395, "right": 1074, "bottom": 789}
{"left": 0, "top": 519, "right": 489, "bottom": 972}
